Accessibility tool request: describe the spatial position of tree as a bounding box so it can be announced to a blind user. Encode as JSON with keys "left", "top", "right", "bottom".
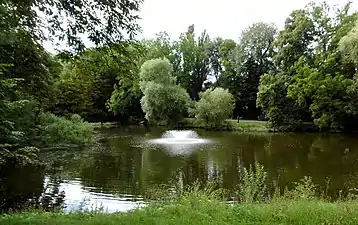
{"left": 217, "top": 39, "right": 237, "bottom": 88}
{"left": 208, "top": 37, "right": 224, "bottom": 85}
{"left": 287, "top": 60, "right": 358, "bottom": 131}
{"left": 273, "top": 9, "right": 315, "bottom": 74}
{"left": 256, "top": 2, "right": 358, "bottom": 131}
{"left": 176, "top": 25, "right": 212, "bottom": 100}
{"left": 54, "top": 62, "right": 94, "bottom": 118}
{"left": 54, "top": 43, "right": 144, "bottom": 122}
{"left": 257, "top": 73, "right": 304, "bottom": 131}
{"left": 108, "top": 44, "right": 145, "bottom": 123}
{"left": 139, "top": 58, "right": 190, "bottom": 126}
{"left": 339, "top": 21, "right": 358, "bottom": 67}
{"left": 0, "top": 66, "right": 39, "bottom": 166}
{"left": 1, "top": 0, "right": 142, "bottom": 52}
{"left": 0, "top": 35, "right": 59, "bottom": 109}
{"left": 195, "top": 88, "right": 234, "bottom": 128}
{"left": 234, "top": 22, "right": 277, "bottom": 119}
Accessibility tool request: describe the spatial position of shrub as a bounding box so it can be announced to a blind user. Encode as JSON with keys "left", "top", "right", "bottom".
{"left": 39, "top": 113, "right": 94, "bottom": 148}
{"left": 195, "top": 88, "right": 234, "bottom": 129}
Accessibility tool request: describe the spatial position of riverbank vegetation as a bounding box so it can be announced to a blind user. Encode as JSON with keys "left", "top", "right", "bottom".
{"left": 3, "top": 164, "right": 358, "bottom": 224}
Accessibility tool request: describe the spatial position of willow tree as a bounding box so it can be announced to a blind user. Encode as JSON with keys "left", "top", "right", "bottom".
{"left": 139, "top": 58, "right": 190, "bottom": 126}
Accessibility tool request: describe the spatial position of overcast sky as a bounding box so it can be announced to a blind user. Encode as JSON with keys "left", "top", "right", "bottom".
{"left": 138, "top": 0, "right": 358, "bottom": 41}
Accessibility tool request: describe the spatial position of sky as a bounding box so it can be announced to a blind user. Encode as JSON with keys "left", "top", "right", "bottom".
{"left": 138, "top": 0, "right": 358, "bottom": 41}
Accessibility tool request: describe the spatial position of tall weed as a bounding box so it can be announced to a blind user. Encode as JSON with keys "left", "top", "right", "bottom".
{"left": 237, "top": 162, "right": 268, "bottom": 203}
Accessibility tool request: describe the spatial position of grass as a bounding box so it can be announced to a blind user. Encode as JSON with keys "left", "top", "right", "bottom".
{"left": 90, "top": 118, "right": 270, "bottom": 132}
{"left": 2, "top": 199, "right": 358, "bottom": 225}
{"left": 3, "top": 164, "right": 358, "bottom": 224}
{"left": 183, "top": 118, "right": 269, "bottom": 132}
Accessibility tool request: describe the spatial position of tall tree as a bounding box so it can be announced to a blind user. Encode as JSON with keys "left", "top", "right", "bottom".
{"left": 273, "top": 9, "right": 315, "bottom": 74}
{"left": 234, "top": 22, "right": 277, "bottom": 119}
{"left": 177, "top": 25, "right": 212, "bottom": 100}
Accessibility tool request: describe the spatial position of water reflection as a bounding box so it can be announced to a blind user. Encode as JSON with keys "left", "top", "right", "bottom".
{"left": 56, "top": 179, "right": 144, "bottom": 213}
{"left": 0, "top": 164, "right": 65, "bottom": 212}
{"left": 2, "top": 128, "right": 358, "bottom": 212}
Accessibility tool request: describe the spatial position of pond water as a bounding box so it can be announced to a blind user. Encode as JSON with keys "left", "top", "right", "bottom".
{"left": 2, "top": 127, "right": 358, "bottom": 212}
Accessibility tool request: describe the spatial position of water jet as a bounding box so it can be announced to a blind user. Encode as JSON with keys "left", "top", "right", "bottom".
{"left": 148, "top": 130, "right": 211, "bottom": 155}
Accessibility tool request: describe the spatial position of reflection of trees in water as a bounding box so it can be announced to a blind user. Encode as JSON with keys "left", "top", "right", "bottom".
{"left": 0, "top": 164, "right": 66, "bottom": 212}
{"left": 5, "top": 131, "right": 358, "bottom": 211}
{"left": 39, "top": 176, "right": 66, "bottom": 211}
{"left": 141, "top": 133, "right": 358, "bottom": 199}
{"left": 78, "top": 137, "right": 143, "bottom": 196}
{"left": 210, "top": 133, "right": 358, "bottom": 198}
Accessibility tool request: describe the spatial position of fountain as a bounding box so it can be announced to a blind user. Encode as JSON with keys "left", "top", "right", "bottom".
{"left": 148, "top": 130, "right": 211, "bottom": 155}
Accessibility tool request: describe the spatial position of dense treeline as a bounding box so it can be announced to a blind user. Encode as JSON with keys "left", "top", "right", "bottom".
{"left": 2, "top": 0, "right": 358, "bottom": 166}
{"left": 107, "top": 2, "right": 358, "bottom": 132}
{"left": 122, "top": 1, "right": 356, "bottom": 132}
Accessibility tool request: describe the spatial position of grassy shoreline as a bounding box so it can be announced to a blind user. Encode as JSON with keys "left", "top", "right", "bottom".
{"left": 182, "top": 118, "right": 270, "bottom": 132}
{"left": 90, "top": 119, "right": 270, "bottom": 132}
{"left": 3, "top": 199, "right": 358, "bottom": 225}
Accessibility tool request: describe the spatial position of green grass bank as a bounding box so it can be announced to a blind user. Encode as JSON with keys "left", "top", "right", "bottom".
{"left": 90, "top": 119, "right": 270, "bottom": 132}
{"left": 182, "top": 118, "right": 269, "bottom": 132}
{"left": 2, "top": 199, "right": 358, "bottom": 225}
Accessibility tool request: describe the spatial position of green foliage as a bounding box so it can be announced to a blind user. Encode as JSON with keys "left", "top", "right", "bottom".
{"left": 183, "top": 118, "right": 269, "bottom": 132}
{"left": 237, "top": 162, "right": 268, "bottom": 203}
{"left": 288, "top": 63, "right": 358, "bottom": 131}
{"left": 257, "top": 2, "right": 358, "bottom": 131}
{"left": 139, "top": 58, "right": 190, "bottom": 126}
{"left": 176, "top": 25, "right": 212, "bottom": 100}
{"left": 0, "top": 64, "right": 41, "bottom": 166}
{"left": 0, "top": 0, "right": 142, "bottom": 167}
{"left": 195, "top": 88, "right": 234, "bottom": 129}
{"left": 3, "top": 199, "right": 358, "bottom": 225}
{"left": 288, "top": 176, "right": 317, "bottom": 200}
{"left": 273, "top": 9, "right": 315, "bottom": 74}
{"left": 339, "top": 21, "right": 358, "bottom": 66}
{"left": 139, "top": 58, "right": 176, "bottom": 87}
{"left": 257, "top": 73, "right": 304, "bottom": 131}
{"left": 56, "top": 44, "right": 144, "bottom": 122}
{"left": 38, "top": 113, "right": 94, "bottom": 148}
{"left": 233, "top": 22, "right": 277, "bottom": 119}
{"left": 1, "top": 0, "right": 142, "bottom": 52}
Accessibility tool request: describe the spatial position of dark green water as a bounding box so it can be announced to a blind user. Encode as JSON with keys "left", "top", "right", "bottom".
{"left": 2, "top": 127, "right": 358, "bottom": 212}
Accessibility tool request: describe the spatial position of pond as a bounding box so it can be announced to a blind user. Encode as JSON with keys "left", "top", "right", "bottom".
{"left": 2, "top": 127, "right": 358, "bottom": 212}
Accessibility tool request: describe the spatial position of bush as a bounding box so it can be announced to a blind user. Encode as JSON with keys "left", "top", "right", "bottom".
{"left": 139, "top": 58, "right": 190, "bottom": 126}
{"left": 195, "top": 88, "right": 234, "bottom": 129}
{"left": 38, "top": 113, "right": 94, "bottom": 148}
